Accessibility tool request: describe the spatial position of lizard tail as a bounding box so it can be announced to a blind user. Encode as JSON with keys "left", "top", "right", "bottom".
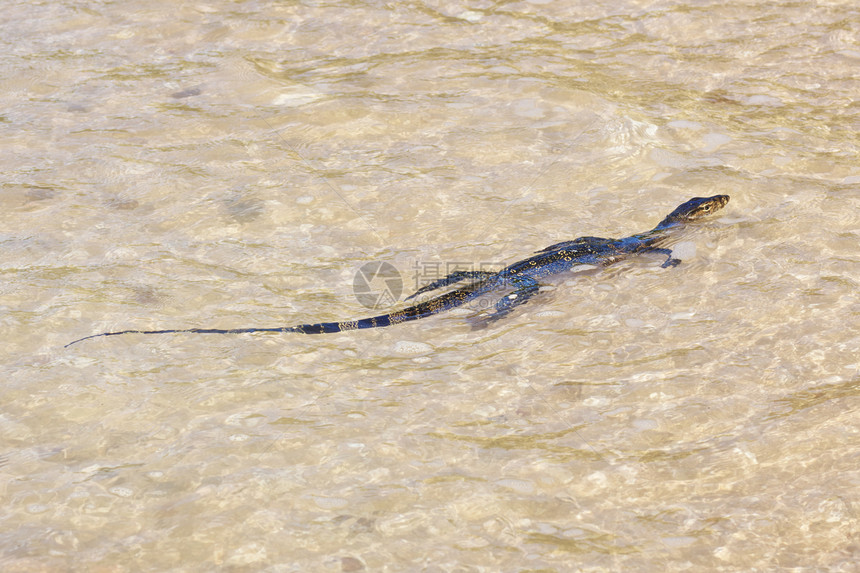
{"left": 65, "top": 286, "right": 484, "bottom": 347}
{"left": 287, "top": 308, "right": 422, "bottom": 334}
{"left": 64, "top": 326, "right": 301, "bottom": 347}
{"left": 287, "top": 299, "right": 455, "bottom": 334}
{"left": 65, "top": 311, "right": 421, "bottom": 347}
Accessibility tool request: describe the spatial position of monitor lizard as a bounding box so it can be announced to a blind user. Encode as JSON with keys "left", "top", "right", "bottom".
{"left": 66, "top": 195, "right": 729, "bottom": 346}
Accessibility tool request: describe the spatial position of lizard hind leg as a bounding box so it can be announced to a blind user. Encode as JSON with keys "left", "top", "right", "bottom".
{"left": 405, "top": 270, "right": 495, "bottom": 300}
{"left": 482, "top": 278, "right": 541, "bottom": 324}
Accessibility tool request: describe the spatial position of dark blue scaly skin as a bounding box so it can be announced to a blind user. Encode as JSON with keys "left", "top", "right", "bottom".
{"left": 66, "top": 195, "right": 729, "bottom": 347}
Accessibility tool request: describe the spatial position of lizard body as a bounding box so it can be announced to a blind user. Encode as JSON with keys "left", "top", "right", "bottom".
{"left": 66, "top": 195, "right": 729, "bottom": 346}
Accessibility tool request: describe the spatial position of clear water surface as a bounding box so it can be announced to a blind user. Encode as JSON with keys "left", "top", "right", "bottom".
{"left": 2, "top": 0, "right": 858, "bottom": 570}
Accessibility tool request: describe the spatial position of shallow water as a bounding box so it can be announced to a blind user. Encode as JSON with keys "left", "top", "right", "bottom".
{"left": 2, "top": 0, "right": 859, "bottom": 571}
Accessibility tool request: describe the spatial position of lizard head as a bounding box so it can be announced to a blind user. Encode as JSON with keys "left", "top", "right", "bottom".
{"left": 661, "top": 195, "right": 730, "bottom": 224}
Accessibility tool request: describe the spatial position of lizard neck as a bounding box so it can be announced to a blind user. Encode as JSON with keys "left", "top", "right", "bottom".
{"left": 616, "top": 226, "right": 670, "bottom": 251}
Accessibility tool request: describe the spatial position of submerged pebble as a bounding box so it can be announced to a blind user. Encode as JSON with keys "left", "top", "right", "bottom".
{"left": 393, "top": 340, "right": 433, "bottom": 354}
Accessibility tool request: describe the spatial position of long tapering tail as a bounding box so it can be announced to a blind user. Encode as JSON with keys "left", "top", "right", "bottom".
{"left": 64, "top": 326, "right": 302, "bottom": 347}
{"left": 65, "top": 284, "right": 487, "bottom": 347}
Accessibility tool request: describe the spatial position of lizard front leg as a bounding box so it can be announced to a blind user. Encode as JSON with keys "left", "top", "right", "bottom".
{"left": 643, "top": 247, "right": 681, "bottom": 268}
